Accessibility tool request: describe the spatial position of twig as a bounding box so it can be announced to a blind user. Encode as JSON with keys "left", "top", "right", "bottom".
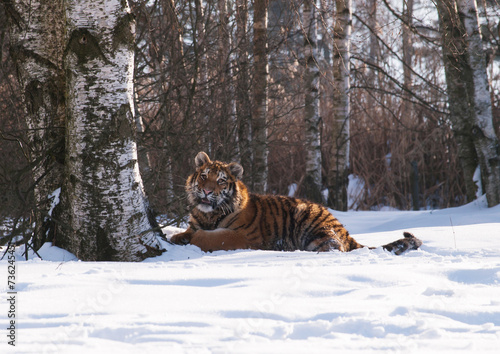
{"left": 449, "top": 216, "right": 457, "bottom": 249}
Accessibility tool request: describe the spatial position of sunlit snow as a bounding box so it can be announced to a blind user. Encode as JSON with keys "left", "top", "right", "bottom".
{"left": 1, "top": 196, "right": 499, "bottom": 353}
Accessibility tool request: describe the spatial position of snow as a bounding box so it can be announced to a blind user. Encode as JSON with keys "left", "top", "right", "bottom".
{"left": 47, "top": 188, "right": 61, "bottom": 217}
{"left": 1, "top": 196, "right": 500, "bottom": 353}
{"left": 473, "top": 166, "right": 483, "bottom": 199}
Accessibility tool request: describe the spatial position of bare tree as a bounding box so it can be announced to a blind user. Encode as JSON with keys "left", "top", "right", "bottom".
{"left": 437, "top": 0, "right": 500, "bottom": 207}
{"left": 235, "top": 0, "right": 252, "bottom": 186}
{"left": 401, "top": 0, "right": 420, "bottom": 210}
{"left": 327, "top": 0, "right": 352, "bottom": 210}
{"left": 402, "top": 0, "right": 414, "bottom": 99}
{"left": 302, "top": 0, "right": 323, "bottom": 203}
{"left": 456, "top": 0, "right": 500, "bottom": 207}
{"left": 3, "top": 0, "right": 66, "bottom": 249}
{"left": 56, "top": 0, "right": 162, "bottom": 261}
{"left": 214, "top": 0, "right": 236, "bottom": 161}
{"left": 164, "top": 0, "right": 188, "bottom": 202}
{"left": 436, "top": 0, "right": 479, "bottom": 203}
{"left": 252, "top": 0, "right": 270, "bottom": 193}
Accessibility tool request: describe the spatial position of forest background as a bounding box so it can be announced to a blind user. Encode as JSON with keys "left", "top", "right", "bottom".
{"left": 0, "top": 0, "right": 499, "bottom": 243}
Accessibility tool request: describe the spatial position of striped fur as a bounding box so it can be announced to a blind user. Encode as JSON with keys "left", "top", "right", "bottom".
{"left": 171, "top": 152, "right": 422, "bottom": 254}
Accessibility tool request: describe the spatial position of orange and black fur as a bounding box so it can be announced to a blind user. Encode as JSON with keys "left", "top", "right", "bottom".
{"left": 171, "top": 152, "right": 422, "bottom": 254}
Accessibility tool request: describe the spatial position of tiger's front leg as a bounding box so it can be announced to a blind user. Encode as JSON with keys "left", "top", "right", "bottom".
{"left": 190, "top": 228, "right": 257, "bottom": 252}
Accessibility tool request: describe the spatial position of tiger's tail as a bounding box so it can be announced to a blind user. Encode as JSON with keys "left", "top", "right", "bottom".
{"left": 379, "top": 232, "right": 422, "bottom": 255}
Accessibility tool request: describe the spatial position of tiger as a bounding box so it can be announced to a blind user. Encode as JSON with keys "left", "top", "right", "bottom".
{"left": 170, "top": 151, "right": 422, "bottom": 254}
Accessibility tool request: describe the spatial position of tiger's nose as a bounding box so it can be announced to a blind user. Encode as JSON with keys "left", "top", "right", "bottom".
{"left": 203, "top": 189, "right": 213, "bottom": 196}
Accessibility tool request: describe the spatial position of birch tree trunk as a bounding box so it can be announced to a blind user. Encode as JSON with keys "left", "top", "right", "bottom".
{"left": 235, "top": 0, "right": 252, "bottom": 186}
{"left": 58, "top": 0, "right": 162, "bottom": 261}
{"left": 327, "top": 0, "right": 351, "bottom": 210}
{"left": 5, "top": 0, "right": 66, "bottom": 249}
{"left": 252, "top": 0, "right": 269, "bottom": 193}
{"left": 436, "top": 0, "right": 479, "bottom": 203}
{"left": 456, "top": 0, "right": 500, "bottom": 207}
{"left": 303, "top": 0, "right": 323, "bottom": 203}
{"left": 367, "top": 0, "right": 380, "bottom": 76}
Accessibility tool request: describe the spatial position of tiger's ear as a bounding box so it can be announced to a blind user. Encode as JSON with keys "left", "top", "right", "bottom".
{"left": 228, "top": 162, "right": 244, "bottom": 180}
{"left": 195, "top": 151, "right": 211, "bottom": 168}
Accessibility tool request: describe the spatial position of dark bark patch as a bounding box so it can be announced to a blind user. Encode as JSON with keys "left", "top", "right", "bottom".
{"left": 11, "top": 45, "right": 59, "bottom": 72}
{"left": 69, "top": 174, "right": 78, "bottom": 186}
{"left": 111, "top": 104, "right": 134, "bottom": 140}
{"left": 96, "top": 226, "right": 118, "bottom": 261}
{"left": 66, "top": 28, "right": 109, "bottom": 66}
{"left": 46, "top": 77, "right": 65, "bottom": 114}
{"left": 303, "top": 174, "right": 324, "bottom": 204}
{"left": 472, "top": 125, "right": 485, "bottom": 139}
{"left": 25, "top": 80, "right": 43, "bottom": 116}
{"left": 113, "top": 13, "right": 135, "bottom": 51}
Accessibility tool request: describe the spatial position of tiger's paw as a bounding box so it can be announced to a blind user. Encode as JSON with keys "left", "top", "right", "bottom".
{"left": 170, "top": 232, "right": 193, "bottom": 245}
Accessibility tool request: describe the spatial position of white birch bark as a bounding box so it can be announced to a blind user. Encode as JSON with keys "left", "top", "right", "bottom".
{"left": 303, "top": 0, "right": 323, "bottom": 203}
{"left": 252, "top": 0, "right": 269, "bottom": 193}
{"left": 327, "top": 0, "right": 351, "bottom": 210}
{"left": 457, "top": 0, "right": 500, "bottom": 206}
{"left": 62, "top": 0, "right": 162, "bottom": 260}
{"left": 6, "top": 0, "right": 66, "bottom": 249}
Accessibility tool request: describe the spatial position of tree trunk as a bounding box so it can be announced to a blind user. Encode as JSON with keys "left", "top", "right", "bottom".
{"left": 5, "top": 0, "right": 66, "bottom": 249}
{"left": 437, "top": 0, "right": 500, "bottom": 206}
{"left": 252, "top": 0, "right": 269, "bottom": 193}
{"left": 235, "top": 0, "right": 252, "bottom": 186}
{"left": 436, "top": 0, "right": 479, "bottom": 203}
{"left": 327, "top": 0, "right": 351, "bottom": 210}
{"left": 303, "top": 0, "right": 323, "bottom": 203}
{"left": 456, "top": 0, "right": 500, "bottom": 207}
{"left": 58, "top": 0, "right": 162, "bottom": 261}
{"left": 402, "top": 0, "right": 419, "bottom": 210}
{"left": 194, "top": 0, "right": 210, "bottom": 153}
{"left": 164, "top": 0, "right": 186, "bottom": 203}
{"left": 215, "top": 0, "right": 236, "bottom": 161}
{"left": 366, "top": 0, "right": 381, "bottom": 82}
{"left": 402, "top": 0, "right": 414, "bottom": 100}
{"left": 165, "top": 0, "right": 187, "bottom": 89}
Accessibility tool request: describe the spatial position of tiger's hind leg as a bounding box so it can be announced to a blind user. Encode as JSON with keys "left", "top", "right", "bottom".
{"left": 305, "top": 236, "right": 341, "bottom": 252}
{"left": 305, "top": 230, "right": 365, "bottom": 252}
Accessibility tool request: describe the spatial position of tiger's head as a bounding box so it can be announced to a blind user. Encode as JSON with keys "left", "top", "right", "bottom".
{"left": 186, "top": 152, "right": 245, "bottom": 214}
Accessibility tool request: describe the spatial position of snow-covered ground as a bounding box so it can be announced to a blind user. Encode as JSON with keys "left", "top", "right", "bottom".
{"left": 1, "top": 196, "right": 500, "bottom": 353}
